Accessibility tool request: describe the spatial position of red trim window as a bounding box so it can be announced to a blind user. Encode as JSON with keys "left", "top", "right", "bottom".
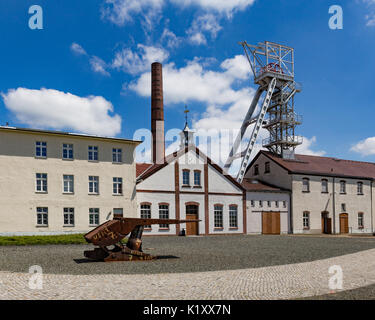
{"left": 214, "top": 204, "right": 223, "bottom": 229}
{"left": 229, "top": 205, "right": 238, "bottom": 229}
{"left": 159, "top": 203, "right": 169, "bottom": 229}
{"left": 140, "top": 203, "right": 152, "bottom": 229}
{"left": 182, "top": 170, "right": 190, "bottom": 186}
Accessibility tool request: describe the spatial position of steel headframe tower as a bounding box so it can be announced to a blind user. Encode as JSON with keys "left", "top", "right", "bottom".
{"left": 224, "top": 41, "right": 303, "bottom": 183}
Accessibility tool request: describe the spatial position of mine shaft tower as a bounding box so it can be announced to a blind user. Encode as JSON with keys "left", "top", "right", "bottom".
{"left": 225, "top": 41, "right": 303, "bottom": 183}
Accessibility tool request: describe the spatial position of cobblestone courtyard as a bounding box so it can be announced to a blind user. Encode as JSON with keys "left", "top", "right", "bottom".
{"left": 1, "top": 235, "right": 375, "bottom": 299}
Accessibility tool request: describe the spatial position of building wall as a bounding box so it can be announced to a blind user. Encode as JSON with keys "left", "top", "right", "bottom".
{"left": 246, "top": 192, "right": 290, "bottom": 234}
{"left": 245, "top": 153, "right": 292, "bottom": 190}
{"left": 0, "top": 130, "right": 138, "bottom": 235}
{"left": 136, "top": 150, "right": 244, "bottom": 235}
{"left": 292, "top": 174, "right": 372, "bottom": 234}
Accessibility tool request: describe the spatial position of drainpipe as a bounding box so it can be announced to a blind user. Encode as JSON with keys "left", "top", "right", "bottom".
{"left": 289, "top": 190, "right": 293, "bottom": 234}
{"left": 371, "top": 180, "right": 374, "bottom": 235}
{"left": 332, "top": 177, "right": 336, "bottom": 234}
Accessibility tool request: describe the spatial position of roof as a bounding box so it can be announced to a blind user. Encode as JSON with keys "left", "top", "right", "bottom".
{"left": 136, "top": 144, "right": 245, "bottom": 191}
{"left": 259, "top": 151, "right": 375, "bottom": 180}
{"left": 241, "top": 178, "right": 290, "bottom": 193}
{"left": 136, "top": 163, "right": 153, "bottom": 177}
{"left": 0, "top": 126, "right": 141, "bottom": 145}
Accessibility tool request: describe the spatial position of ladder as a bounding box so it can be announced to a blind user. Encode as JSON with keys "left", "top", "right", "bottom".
{"left": 236, "top": 77, "right": 277, "bottom": 183}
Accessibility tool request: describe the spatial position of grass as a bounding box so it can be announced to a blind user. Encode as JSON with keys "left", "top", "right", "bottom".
{"left": 0, "top": 233, "right": 88, "bottom": 246}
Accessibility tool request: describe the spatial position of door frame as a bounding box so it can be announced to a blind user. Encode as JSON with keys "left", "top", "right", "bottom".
{"left": 185, "top": 203, "right": 199, "bottom": 236}
{"left": 339, "top": 213, "right": 349, "bottom": 234}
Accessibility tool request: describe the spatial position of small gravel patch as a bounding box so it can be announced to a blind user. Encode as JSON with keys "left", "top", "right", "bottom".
{"left": 0, "top": 235, "right": 374, "bottom": 275}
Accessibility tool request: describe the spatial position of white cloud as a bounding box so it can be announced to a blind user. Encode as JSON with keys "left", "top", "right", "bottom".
{"left": 129, "top": 55, "right": 251, "bottom": 105}
{"left": 351, "top": 137, "right": 375, "bottom": 156}
{"left": 171, "top": 0, "right": 255, "bottom": 16}
{"left": 161, "top": 28, "right": 182, "bottom": 48}
{"left": 296, "top": 136, "right": 326, "bottom": 156}
{"left": 112, "top": 44, "right": 169, "bottom": 75}
{"left": 70, "top": 42, "right": 87, "bottom": 56}
{"left": 101, "top": 0, "right": 164, "bottom": 26}
{"left": 187, "top": 14, "right": 222, "bottom": 45}
{"left": 1, "top": 88, "right": 121, "bottom": 137}
{"left": 90, "top": 56, "right": 110, "bottom": 76}
{"left": 366, "top": 13, "right": 375, "bottom": 26}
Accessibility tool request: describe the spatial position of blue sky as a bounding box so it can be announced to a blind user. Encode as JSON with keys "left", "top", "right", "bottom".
{"left": 1, "top": 0, "right": 375, "bottom": 166}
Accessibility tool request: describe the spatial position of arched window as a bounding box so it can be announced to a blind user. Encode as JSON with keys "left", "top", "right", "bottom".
{"left": 302, "top": 178, "right": 310, "bottom": 192}
{"left": 303, "top": 211, "right": 310, "bottom": 230}
{"left": 140, "top": 203, "right": 152, "bottom": 229}
{"left": 214, "top": 204, "right": 223, "bottom": 228}
{"left": 158, "top": 203, "right": 169, "bottom": 229}
{"left": 358, "top": 213, "right": 364, "bottom": 229}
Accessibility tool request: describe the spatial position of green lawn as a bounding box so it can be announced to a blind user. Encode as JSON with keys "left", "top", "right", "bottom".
{"left": 0, "top": 233, "right": 88, "bottom": 246}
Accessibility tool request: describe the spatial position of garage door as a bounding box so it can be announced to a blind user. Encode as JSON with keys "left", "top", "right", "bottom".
{"left": 262, "top": 212, "right": 281, "bottom": 235}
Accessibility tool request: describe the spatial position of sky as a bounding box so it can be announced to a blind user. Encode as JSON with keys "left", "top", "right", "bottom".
{"left": 1, "top": 0, "right": 375, "bottom": 171}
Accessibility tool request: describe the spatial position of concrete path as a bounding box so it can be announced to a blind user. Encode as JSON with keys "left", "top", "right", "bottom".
{"left": 1, "top": 248, "right": 375, "bottom": 300}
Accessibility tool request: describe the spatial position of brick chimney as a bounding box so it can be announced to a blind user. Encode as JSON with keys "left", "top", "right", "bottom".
{"left": 151, "top": 62, "right": 165, "bottom": 164}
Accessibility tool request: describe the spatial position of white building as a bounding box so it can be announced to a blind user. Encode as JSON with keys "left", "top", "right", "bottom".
{"left": 136, "top": 145, "right": 246, "bottom": 236}
{"left": 245, "top": 151, "right": 375, "bottom": 235}
{"left": 0, "top": 126, "right": 140, "bottom": 235}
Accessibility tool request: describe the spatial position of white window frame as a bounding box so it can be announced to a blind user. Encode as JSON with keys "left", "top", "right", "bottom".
{"left": 35, "top": 141, "right": 47, "bottom": 158}
{"left": 182, "top": 170, "right": 190, "bottom": 186}
{"left": 88, "top": 146, "right": 98, "bottom": 161}
{"left": 36, "top": 207, "right": 48, "bottom": 226}
{"left": 340, "top": 180, "right": 346, "bottom": 194}
{"left": 88, "top": 176, "right": 99, "bottom": 194}
{"left": 322, "top": 179, "right": 328, "bottom": 193}
{"left": 36, "top": 173, "right": 48, "bottom": 193}
{"left": 302, "top": 178, "right": 310, "bottom": 192}
{"left": 357, "top": 182, "right": 363, "bottom": 195}
{"left": 63, "top": 208, "right": 75, "bottom": 226}
{"left": 140, "top": 204, "right": 152, "bottom": 229}
{"left": 63, "top": 175, "right": 74, "bottom": 194}
{"left": 89, "top": 208, "right": 100, "bottom": 226}
{"left": 62, "top": 143, "right": 74, "bottom": 160}
{"left": 303, "top": 211, "right": 310, "bottom": 229}
{"left": 214, "top": 205, "right": 224, "bottom": 228}
{"left": 194, "top": 171, "right": 201, "bottom": 186}
{"left": 229, "top": 205, "right": 238, "bottom": 228}
{"left": 112, "top": 148, "right": 122, "bottom": 163}
{"left": 113, "top": 177, "right": 123, "bottom": 195}
{"left": 159, "top": 204, "right": 169, "bottom": 228}
{"left": 358, "top": 212, "right": 364, "bottom": 229}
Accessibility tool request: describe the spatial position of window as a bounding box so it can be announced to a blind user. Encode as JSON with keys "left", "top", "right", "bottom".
{"left": 341, "top": 203, "right": 346, "bottom": 212}
{"left": 36, "top": 173, "right": 48, "bottom": 192}
{"left": 182, "top": 170, "right": 190, "bottom": 186}
{"left": 302, "top": 178, "right": 310, "bottom": 192}
{"left": 88, "top": 146, "right": 98, "bottom": 161}
{"left": 250, "top": 200, "right": 255, "bottom": 207}
{"left": 194, "top": 171, "right": 201, "bottom": 186}
{"left": 88, "top": 176, "right": 99, "bottom": 194}
{"left": 113, "top": 177, "right": 123, "bottom": 195}
{"left": 35, "top": 141, "right": 47, "bottom": 158}
{"left": 159, "top": 204, "right": 169, "bottom": 228}
{"left": 63, "top": 208, "right": 74, "bottom": 226}
{"left": 214, "top": 205, "right": 223, "bottom": 228}
{"left": 36, "top": 207, "right": 48, "bottom": 226}
{"left": 113, "top": 208, "right": 123, "bottom": 217}
{"left": 275, "top": 201, "right": 279, "bottom": 208}
{"left": 267, "top": 201, "right": 271, "bottom": 207}
{"left": 340, "top": 180, "right": 346, "bottom": 194}
{"left": 140, "top": 204, "right": 151, "bottom": 229}
{"left": 358, "top": 213, "right": 364, "bottom": 229}
{"left": 357, "top": 182, "right": 363, "bottom": 195}
{"left": 254, "top": 165, "right": 259, "bottom": 176}
{"left": 283, "top": 201, "right": 287, "bottom": 208}
{"left": 303, "top": 211, "right": 310, "bottom": 230}
{"left": 259, "top": 201, "right": 263, "bottom": 208}
{"left": 63, "top": 175, "right": 74, "bottom": 193}
{"left": 112, "top": 148, "right": 122, "bottom": 163}
{"left": 229, "top": 205, "right": 238, "bottom": 228}
{"left": 322, "top": 179, "right": 328, "bottom": 193}
{"left": 62, "top": 144, "right": 73, "bottom": 160}
{"left": 89, "top": 208, "right": 100, "bottom": 226}
{"left": 265, "top": 162, "right": 270, "bottom": 174}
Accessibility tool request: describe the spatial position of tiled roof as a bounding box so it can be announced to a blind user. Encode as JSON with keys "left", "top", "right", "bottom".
{"left": 262, "top": 151, "right": 375, "bottom": 180}
{"left": 136, "top": 163, "right": 153, "bottom": 177}
{"left": 241, "top": 178, "right": 290, "bottom": 193}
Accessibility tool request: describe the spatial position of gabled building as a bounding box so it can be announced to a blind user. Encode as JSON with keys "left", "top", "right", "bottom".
{"left": 136, "top": 145, "right": 246, "bottom": 236}
{"left": 245, "top": 151, "right": 375, "bottom": 235}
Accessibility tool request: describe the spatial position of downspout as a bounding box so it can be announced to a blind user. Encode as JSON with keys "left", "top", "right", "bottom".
{"left": 371, "top": 180, "right": 374, "bottom": 235}
{"left": 332, "top": 177, "right": 336, "bottom": 234}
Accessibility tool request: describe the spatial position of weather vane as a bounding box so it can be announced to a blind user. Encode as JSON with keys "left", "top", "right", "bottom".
{"left": 184, "top": 105, "right": 189, "bottom": 125}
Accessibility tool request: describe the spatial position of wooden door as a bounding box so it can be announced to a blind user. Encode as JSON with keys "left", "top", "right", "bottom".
{"left": 340, "top": 213, "right": 349, "bottom": 234}
{"left": 321, "top": 212, "right": 331, "bottom": 234}
{"left": 186, "top": 214, "right": 198, "bottom": 235}
{"left": 262, "top": 212, "right": 280, "bottom": 235}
